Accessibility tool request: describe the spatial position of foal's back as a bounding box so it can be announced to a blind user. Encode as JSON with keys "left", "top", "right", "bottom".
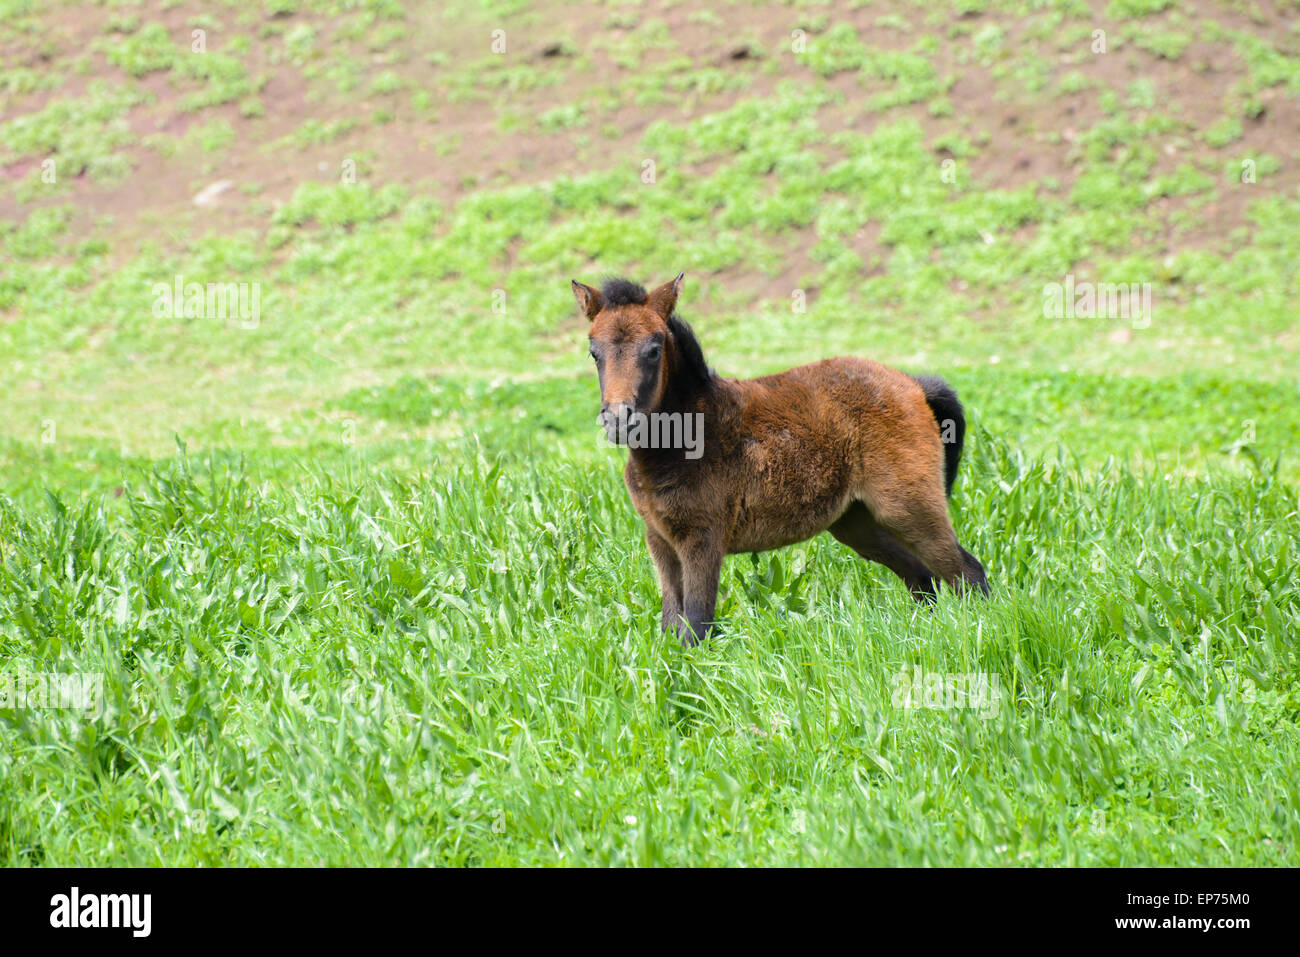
{"left": 725, "top": 357, "right": 946, "bottom": 553}
{"left": 736, "top": 357, "right": 945, "bottom": 488}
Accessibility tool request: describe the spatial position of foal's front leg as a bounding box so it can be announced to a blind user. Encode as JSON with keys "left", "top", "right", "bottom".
{"left": 675, "top": 532, "right": 724, "bottom": 647}
{"left": 645, "top": 529, "right": 683, "bottom": 634}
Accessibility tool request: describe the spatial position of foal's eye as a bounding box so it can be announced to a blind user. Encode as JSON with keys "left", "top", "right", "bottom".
{"left": 644, "top": 343, "right": 662, "bottom": 361}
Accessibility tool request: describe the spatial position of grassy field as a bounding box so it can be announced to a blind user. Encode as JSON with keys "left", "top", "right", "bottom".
{"left": 1, "top": 0, "right": 1298, "bottom": 866}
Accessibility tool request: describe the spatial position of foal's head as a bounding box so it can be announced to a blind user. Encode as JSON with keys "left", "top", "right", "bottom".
{"left": 572, "top": 274, "right": 684, "bottom": 443}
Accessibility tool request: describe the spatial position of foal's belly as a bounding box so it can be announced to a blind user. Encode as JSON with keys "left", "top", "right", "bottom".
{"left": 728, "top": 516, "right": 847, "bottom": 554}
{"left": 725, "top": 438, "right": 854, "bottom": 553}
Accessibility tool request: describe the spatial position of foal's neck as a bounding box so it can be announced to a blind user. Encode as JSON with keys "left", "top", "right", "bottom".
{"left": 627, "top": 368, "right": 736, "bottom": 473}
{"left": 625, "top": 316, "right": 735, "bottom": 470}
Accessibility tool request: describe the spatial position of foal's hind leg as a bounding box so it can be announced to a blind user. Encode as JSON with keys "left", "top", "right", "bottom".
{"left": 869, "top": 487, "right": 990, "bottom": 596}
{"left": 958, "top": 546, "right": 989, "bottom": 594}
{"left": 829, "top": 502, "right": 937, "bottom": 601}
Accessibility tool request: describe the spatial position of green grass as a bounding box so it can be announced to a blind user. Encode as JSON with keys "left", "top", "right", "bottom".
{"left": 1, "top": 435, "right": 1297, "bottom": 865}
{"left": 1, "top": 0, "right": 1299, "bottom": 867}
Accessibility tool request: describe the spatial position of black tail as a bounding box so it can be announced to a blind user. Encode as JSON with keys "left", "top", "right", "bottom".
{"left": 912, "top": 375, "right": 965, "bottom": 497}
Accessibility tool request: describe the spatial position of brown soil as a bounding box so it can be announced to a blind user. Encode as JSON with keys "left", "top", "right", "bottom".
{"left": 1, "top": 0, "right": 1297, "bottom": 291}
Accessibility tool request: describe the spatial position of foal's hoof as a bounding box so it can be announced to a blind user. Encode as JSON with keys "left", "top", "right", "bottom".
{"left": 672, "top": 625, "right": 709, "bottom": 648}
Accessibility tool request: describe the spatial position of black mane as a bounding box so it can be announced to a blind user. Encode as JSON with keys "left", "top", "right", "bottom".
{"left": 600, "top": 277, "right": 648, "bottom": 307}
{"left": 666, "top": 314, "right": 714, "bottom": 398}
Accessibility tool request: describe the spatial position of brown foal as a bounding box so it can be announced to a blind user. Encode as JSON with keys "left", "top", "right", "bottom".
{"left": 574, "top": 274, "right": 989, "bottom": 646}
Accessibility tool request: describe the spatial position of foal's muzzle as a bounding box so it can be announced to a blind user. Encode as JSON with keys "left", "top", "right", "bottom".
{"left": 599, "top": 402, "right": 634, "bottom": 445}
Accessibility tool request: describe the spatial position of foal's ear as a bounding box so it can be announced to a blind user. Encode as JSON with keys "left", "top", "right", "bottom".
{"left": 646, "top": 273, "right": 684, "bottom": 319}
{"left": 571, "top": 280, "right": 603, "bottom": 320}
